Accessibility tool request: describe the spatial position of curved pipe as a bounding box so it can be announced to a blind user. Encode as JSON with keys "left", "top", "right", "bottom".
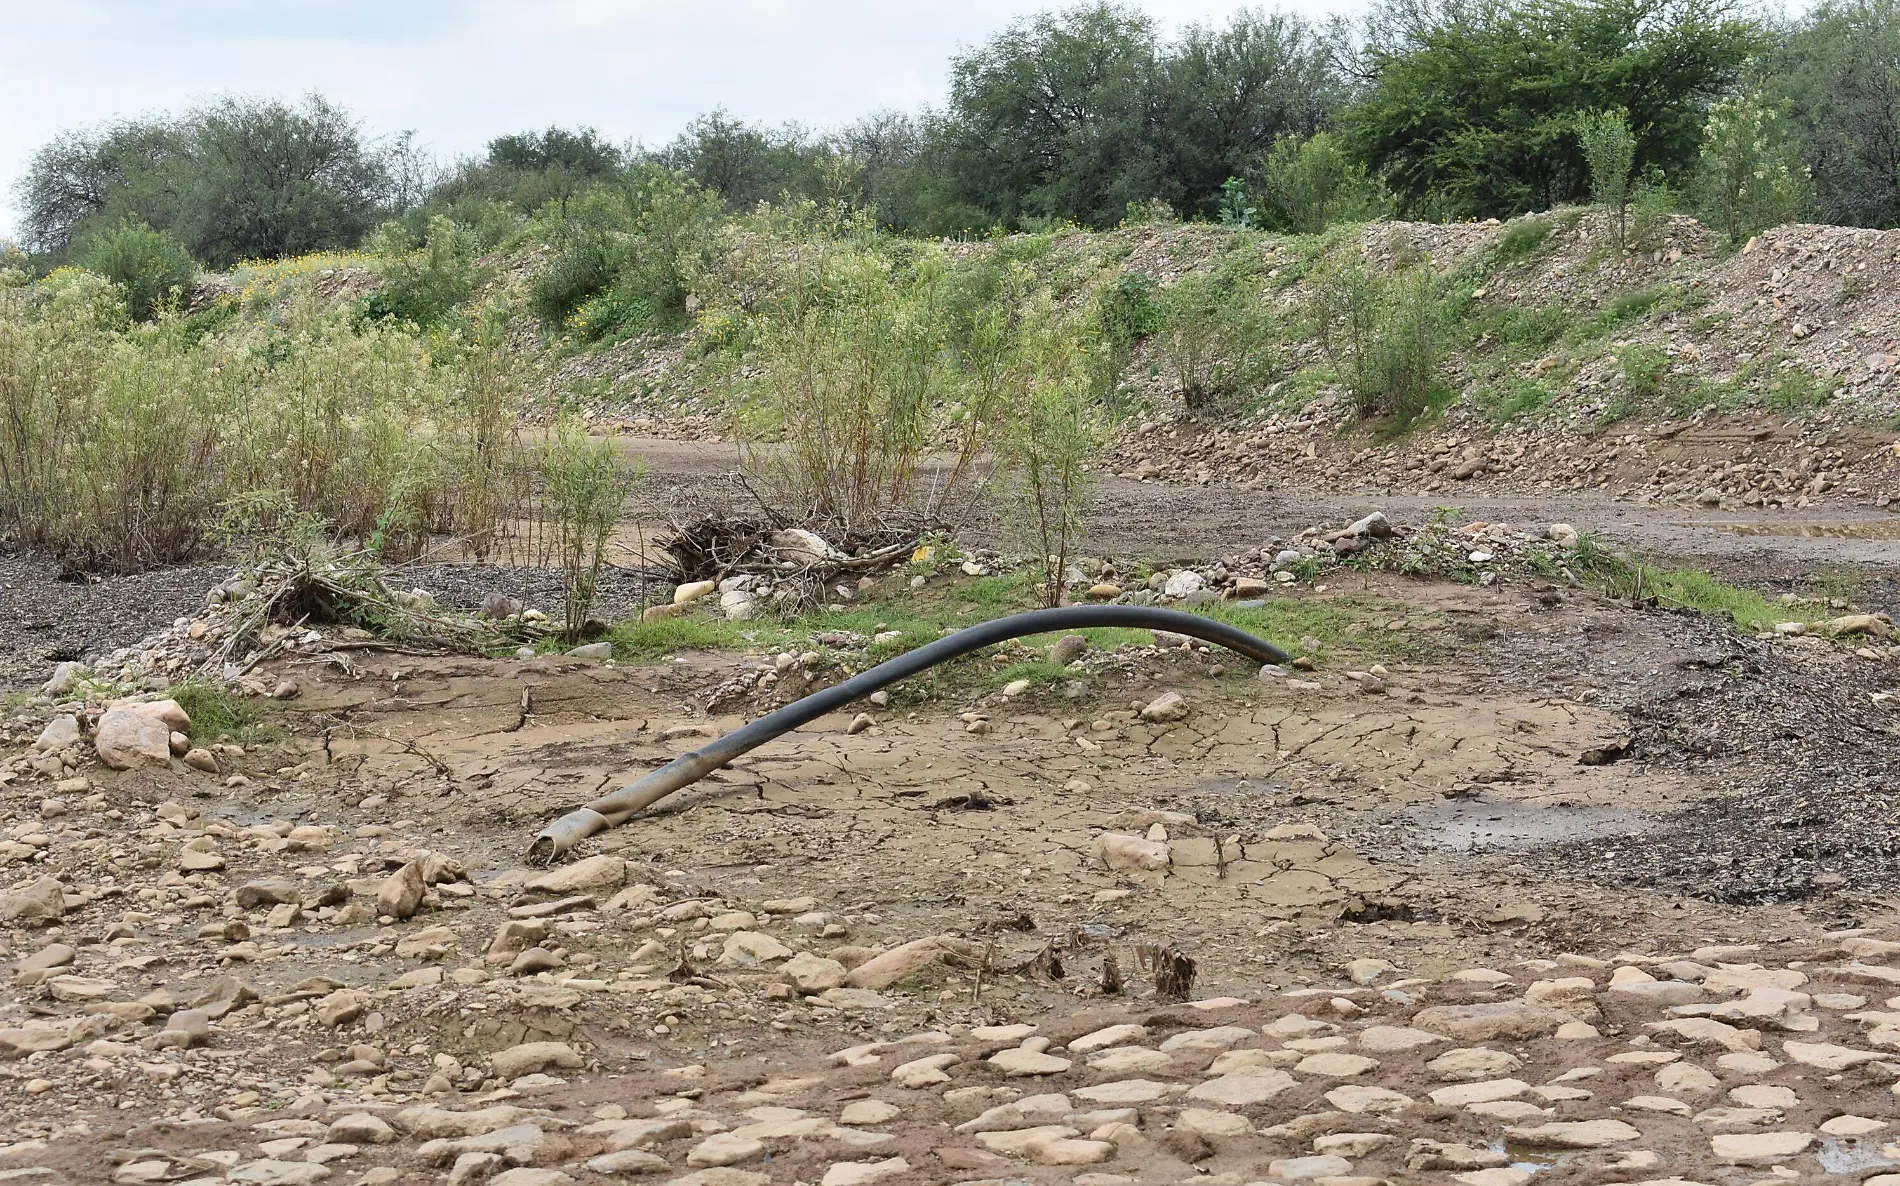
{"left": 529, "top": 605, "right": 1290, "bottom": 861}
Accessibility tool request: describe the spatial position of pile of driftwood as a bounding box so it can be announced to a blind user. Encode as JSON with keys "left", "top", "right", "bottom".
{"left": 662, "top": 513, "right": 923, "bottom": 591}
{"left": 196, "top": 553, "right": 544, "bottom": 677}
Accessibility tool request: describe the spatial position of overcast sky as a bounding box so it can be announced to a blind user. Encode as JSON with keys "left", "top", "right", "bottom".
{"left": 0, "top": 0, "right": 1354, "bottom": 239}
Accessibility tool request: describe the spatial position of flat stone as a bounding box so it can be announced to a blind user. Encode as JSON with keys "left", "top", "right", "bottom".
{"left": 489, "top": 1173, "right": 575, "bottom": 1186}
{"left": 1428, "top": 1047, "right": 1522, "bottom": 1081}
{"left": 988, "top": 1048, "right": 1071, "bottom": 1076}
{"left": 1414, "top": 1001, "right": 1572, "bottom": 1041}
{"left": 227, "top": 1163, "right": 331, "bottom": 1186}
{"left": 1178, "top": 1108, "right": 1253, "bottom": 1137}
{"left": 1325, "top": 1085, "right": 1412, "bottom": 1114}
{"left": 686, "top": 1134, "right": 764, "bottom": 1167}
{"left": 491, "top": 1042, "right": 581, "bottom": 1079}
{"left": 581, "top": 1150, "right": 668, "bottom": 1176}
{"left": 1781, "top": 1041, "right": 1883, "bottom": 1069}
{"left": 1356, "top": 1025, "right": 1446, "bottom": 1052}
{"left": 1429, "top": 1079, "right": 1529, "bottom": 1106}
{"left": 1185, "top": 1069, "right": 1297, "bottom": 1106}
{"left": 326, "top": 1115, "right": 395, "bottom": 1145}
{"left": 1504, "top": 1120, "right": 1641, "bottom": 1148}
{"left": 1266, "top": 1155, "right": 1354, "bottom": 1180}
{"left": 1710, "top": 1131, "right": 1813, "bottom": 1164}
{"left": 1158, "top": 1026, "right": 1256, "bottom": 1052}
{"left": 1295, "top": 1052, "right": 1379, "bottom": 1077}
{"left": 1069, "top": 1024, "right": 1147, "bottom": 1053}
{"left": 1074, "top": 1079, "right": 1182, "bottom": 1104}
{"left": 818, "top": 1158, "right": 909, "bottom": 1186}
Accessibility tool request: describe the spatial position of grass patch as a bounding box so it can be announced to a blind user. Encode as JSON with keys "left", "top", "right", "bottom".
{"left": 170, "top": 679, "right": 268, "bottom": 742}
{"left": 1585, "top": 552, "right": 1824, "bottom": 632}
{"left": 1476, "top": 377, "right": 1555, "bottom": 423}
{"left": 607, "top": 615, "right": 789, "bottom": 659}
{"left": 1492, "top": 217, "right": 1556, "bottom": 264}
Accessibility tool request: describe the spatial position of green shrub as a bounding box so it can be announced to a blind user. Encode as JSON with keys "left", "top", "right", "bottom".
{"left": 1577, "top": 109, "right": 1637, "bottom": 248}
{"left": 1154, "top": 269, "right": 1277, "bottom": 413}
{"left": 1098, "top": 271, "right": 1162, "bottom": 347}
{"left": 1697, "top": 92, "right": 1810, "bottom": 241}
{"left": 1257, "top": 132, "right": 1389, "bottom": 233}
{"left": 1616, "top": 343, "right": 1670, "bottom": 404}
{"left": 1493, "top": 217, "right": 1556, "bottom": 263}
{"left": 72, "top": 222, "right": 197, "bottom": 320}
{"left": 361, "top": 214, "right": 478, "bottom": 328}
{"left": 1479, "top": 378, "right": 1556, "bottom": 422}
{"left": 543, "top": 418, "right": 641, "bottom": 638}
{"left": 1311, "top": 261, "right": 1448, "bottom": 424}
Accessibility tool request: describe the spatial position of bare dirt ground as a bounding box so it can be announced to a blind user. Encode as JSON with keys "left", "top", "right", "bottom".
{"left": 8, "top": 440, "right": 1900, "bottom": 1186}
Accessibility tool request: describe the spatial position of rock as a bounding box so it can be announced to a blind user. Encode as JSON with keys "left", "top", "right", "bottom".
{"left": 989, "top": 1048, "right": 1073, "bottom": 1075}
{"left": 1139, "top": 691, "right": 1189, "bottom": 722}
{"left": 228, "top": 1163, "right": 331, "bottom": 1186}
{"left": 315, "top": 989, "right": 369, "bottom": 1027}
{"left": 1051, "top": 635, "right": 1089, "bottom": 665}
{"left": 583, "top": 1149, "right": 668, "bottom": 1176}
{"left": 686, "top": 1134, "right": 764, "bottom": 1167}
{"left": 1347, "top": 957, "right": 1397, "bottom": 985}
{"left": 1780, "top": 1040, "right": 1882, "bottom": 1069}
{"left": 0, "top": 877, "right": 66, "bottom": 927}
{"left": 720, "top": 931, "right": 793, "bottom": 965}
{"left": 449, "top": 1153, "right": 505, "bottom": 1186}
{"left": 780, "top": 953, "right": 847, "bottom": 993}
{"left": 1428, "top": 1047, "right": 1522, "bottom": 1080}
{"left": 847, "top": 713, "right": 873, "bottom": 735}
{"left": 1546, "top": 523, "right": 1579, "bottom": 546}
{"left": 889, "top": 1053, "right": 960, "bottom": 1088}
{"left": 271, "top": 679, "right": 301, "bottom": 700}
{"left": 491, "top": 1041, "right": 581, "bottom": 1079}
{"left": 32, "top": 716, "right": 80, "bottom": 752}
{"left": 94, "top": 705, "right": 178, "bottom": 769}
{"left": 674, "top": 580, "right": 716, "bottom": 605}
{"left": 566, "top": 642, "right": 612, "bottom": 660}
{"left": 663, "top": 1172, "right": 768, "bottom": 1186}
{"left": 1091, "top": 833, "right": 1170, "bottom": 872}
{"left": 1324, "top": 1085, "right": 1414, "bottom": 1114}
{"left": 524, "top": 856, "right": 625, "bottom": 894}
{"left": 1296, "top": 1051, "right": 1380, "bottom": 1077}
{"left": 1505, "top": 1120, "right": 1640, "bottom": 1148}
{"left": 1357, "top": 1025, "right": 1445, "bottom": 1053}
{"left": 182, "top": 747, "right": 220, "bottom": 773}
{"left": 328, "top": 1115, "right": 396, "bottom": 1145}
{"left": 376, "top": 862, "right": 427, "bottom": 920}
{"left": 488, "top": 1172, "right": 574, "bottom": 1186}
{"left": 1413, "top": 1001, "right": 1573, "bottom": 1041}
{"left": 1070, "top": 1024, "right": 1148, "bottom": 1053}
{"left": 1186, "top": 1068, "right": 1297, "bottom": 1105}
{"left": 237, "top": 879, "right": 300, "bottom": 908}
{"left": 1086, "top": 583, "right": 1123, "bottom": 600}
{"left": 1162, "top": 571, "right": 1205, "bottom": 598}
{"left": 845, "top": 935, "right": 982, "bottom": 989}
{"left": 12, "top": 943, "right": 76, "bottom": 983}
{"left": 41, "top": 662, "right": 86, "bottom": 696}
{"left": 819, "top": 1158, "right": 909, "bottom": 1186}
{"left": 1710, "top": 1132, "right": 1812, "bottom": 1164}
{"left": 1268, "top": 1155, "right": 1355, "bottom": 1181}
{"left": 177, "top": 836, "right": 224, "bottom": 871}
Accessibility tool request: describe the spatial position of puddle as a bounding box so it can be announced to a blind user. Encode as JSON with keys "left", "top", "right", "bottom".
{"left": 1406, "top": 799, "right": 1647, "bottom": 851}
{"left": 1708, "top": 519, "right": 1900, "bottom": 539}
{"left": 1818, "top": 1136, "right": 1896, "bottom": 1175}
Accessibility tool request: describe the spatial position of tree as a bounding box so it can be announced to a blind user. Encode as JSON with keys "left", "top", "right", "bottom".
{"left": 1768, "top": 0, "right": 1900, "bottom": 227}
{"left": 14, "top": 94, "right": 399, "bottom": 266}
{"left": 942, "top": 2, "right": 1165, "bottom": 228}
{"left": 1155, "top": 11, "right": 1345, "bottom": 218}
{"left": 1578, "top": 108, "right": 1638, "bottom": 246}
{"left": 1345, "top": 0, "right": 1761, "bottom": 219}
{"left": 1696, "top": 91, "right": 1810, "bottom": 240}
{"left": 1257, "top": 131, "right": 1390, "bottom": 232}
{"left": 181, "top": 95, "right": 392, "bottom": 266}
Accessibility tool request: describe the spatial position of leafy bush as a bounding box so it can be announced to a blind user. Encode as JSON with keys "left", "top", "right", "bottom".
{"left": 1493, "top": 217, "right": 1557, "bottom": 263}
{"left": 1616, "top": 343, "right": 1671, "bottom": 404}
{"left": 1311, "top": 261, "right": 1447, "bottom": 424}
{"left": 1577, "top": 109, "right": 1637, "bottom": 248}
{"left": 543, "top": 418, "right": 640, "bottom": 638}
{"left": 1696, "top": 92, "right": 1810, "bottom": 241}
{"left": 1154, "top": 267, "right": 1278, "bottom": 412}
{"left": 1257, "top": 132, "right": 1388, "bottom": 233}
{"left": 361, "top": 214, "right": 479, "bottom": 328}
{"left": 72, "top": 222, "right": 198, "bottom": 320}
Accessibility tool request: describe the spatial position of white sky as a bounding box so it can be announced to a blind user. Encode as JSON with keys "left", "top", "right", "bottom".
{"left": 0, "top": 0, "right": 1355, "bottom": 240}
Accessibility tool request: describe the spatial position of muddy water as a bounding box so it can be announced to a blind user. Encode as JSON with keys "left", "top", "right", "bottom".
{"left": 1404, "top": 797, "right": 1649, "bottom": 851}
{"left": 1712, "top": 518, "right": 1900, "bottom": 539}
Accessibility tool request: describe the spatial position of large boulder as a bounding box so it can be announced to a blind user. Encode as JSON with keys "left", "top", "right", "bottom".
{"left": 95, "top": 700, "right": 191, "bottom": 770}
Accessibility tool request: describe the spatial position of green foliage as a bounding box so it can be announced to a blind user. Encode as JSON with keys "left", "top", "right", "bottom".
{"left": 18, "top": 95, "right": 402, "bottom": 266}
{"left": 1346, "top": 0, "right": 1761, "bottom": 219}
{"left": 1097, "top": 271, "right": 1163, "bottom": 346}
{"left": 1154, "top": 264, "right": 1278, "bottom": 412}
{"left": 1578, "top": 108, "right": 1638, "bottom": 248}
{"left": 1616, "top": 343, "right": 1671, "bottom": 406}
{"left": 543, "top": 418, "right": 641, "bottom": 639}
{"left": 997, "top": 298, "right": 1107, "bottom": 606}
{"left": 72, "top": 221, "right": 197, "bottom": 321}
{"left": 1218, "top": 177, "right": 1257, "bottom": 228}
{"left": 1767, "top": 0, "right": 1900, "bottom": 228}
{"left": 1493, "top": 217, "right": 1558, "bottom": 263}
{"left": 170, "top": 679, "right": 265, "bottom": 742}
{"left": 1695, "top": 91, "right": 1811, "bottom": 241}
{"left": 1478, "top": 377, "right": 1557, "bottom": 422}
{"left": 434, "top": 126, "right": 627, "bottom": 216}
{"left": 528, "top": 169, "right": 724, "bottom": 342}
{"left": 1311, "top": 260, "right": 1449, "bottom": 425}
{"left": 362, "top": 214, "right": 478, "bottom": 328}
{"left": 1760, "top": 361, "right": 1831, "bottom": 413}
{"left": 1256, "top": 132, "right": 1389, "bottom": 233}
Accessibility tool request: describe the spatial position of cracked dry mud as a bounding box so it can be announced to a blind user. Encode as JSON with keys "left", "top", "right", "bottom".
{"left": 7, "top": 566, "right": 1900, "bottom": 1186}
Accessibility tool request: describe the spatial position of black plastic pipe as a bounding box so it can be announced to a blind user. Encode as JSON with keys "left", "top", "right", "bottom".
{"left": 528, "top": 605, "right": 1291, "bottom": 860}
